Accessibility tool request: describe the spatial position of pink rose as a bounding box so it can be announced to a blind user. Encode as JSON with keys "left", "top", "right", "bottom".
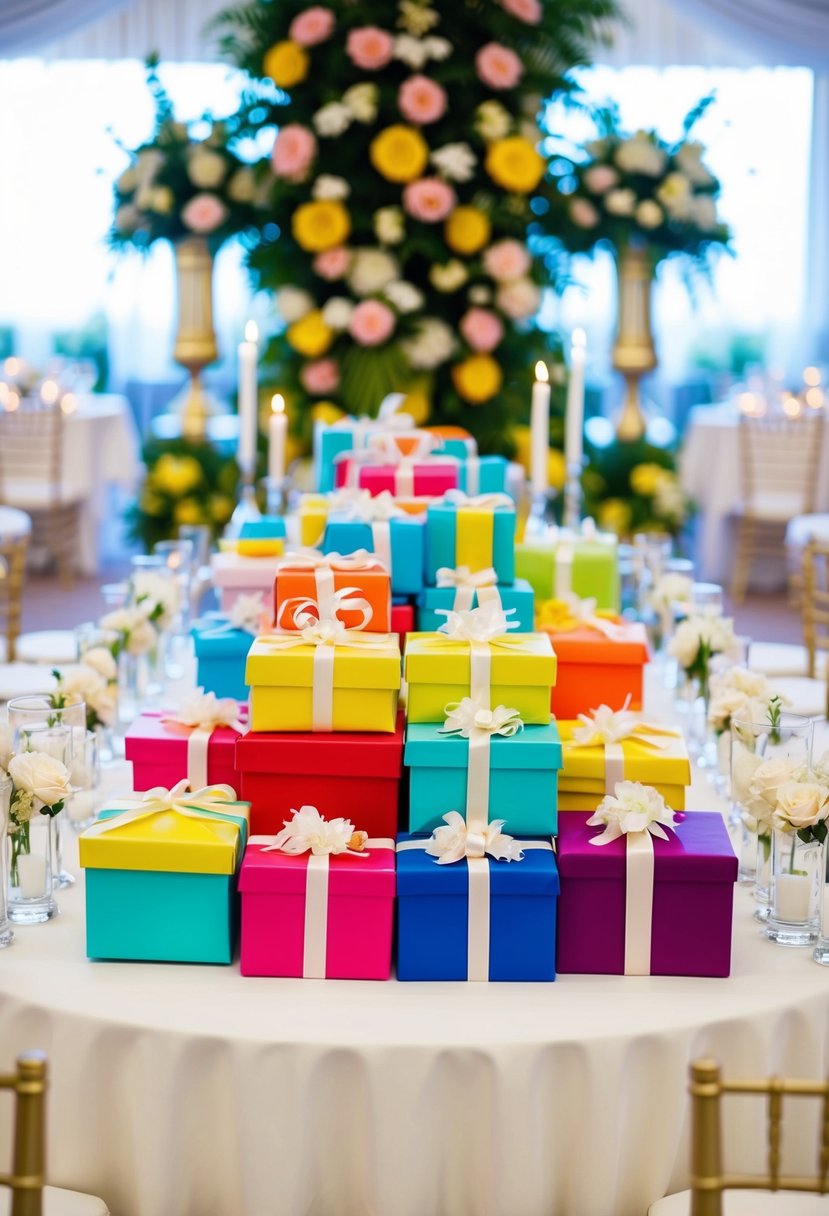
{"left": 475, "top": 43, "right": 524, "bottom": 90}
{"left": 348, "top": 299, "right": 396, "bottom": 346}
{"left": 346, "top": 27, "right": 394, "bottom": 70}
{"left": 583, "top": 164, "right": 619, "bottom": 194}
{"left": 569, "top": 197, "right": 600, "bottom": 228}
{"left": 402, "top": 177, "right": 456, "bottom": 223}
{"left": 289, "top": 6, "right": 335, "bottom": 46}
{"left": 181, "top": 193, "right": 228, "bottom": 235}
{"left": 300, "top": 358, "right": 340, "bottom": 394}
{"left": 398, "top": 75, "right": 448, "bottom": 125}
{"left": 496, "top": 277, "right": 541, "bottom": 319}
{"left": 500, "top": 0, "right": 542, "bottom": 22}
{"left": 459, "top": 308, "right": 504, "bottom": 353}
{"left": 482, "top": 238, "right": 531, "bottom": 282}
{"left": 313, "top": 246, "right": 351, "bottom": 280}
{"left": 271, "top": 124, "right": 317, "bottom": 180}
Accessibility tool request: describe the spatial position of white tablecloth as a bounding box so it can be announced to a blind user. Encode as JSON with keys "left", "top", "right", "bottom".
{"left": 679, "top": 402, "right": 829, "bottom": 587}
{"left": 1, "top": 673, "right": 828, "bottom": 1216}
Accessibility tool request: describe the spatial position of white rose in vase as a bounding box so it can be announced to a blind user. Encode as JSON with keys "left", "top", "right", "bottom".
{"left": 8, "top": 751, "right": 71, "bottom": 812}
{"left": 773, "top": 779, "right": 829, "bottom": 832}
{"left": 82, "top": 647, "right": 118, "bottom": 683}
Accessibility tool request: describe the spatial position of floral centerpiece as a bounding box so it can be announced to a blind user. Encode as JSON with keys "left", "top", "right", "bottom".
{"left": 669, "top": 612, "right": 739, "bottom": 702}
{"left": 582, "top": 441, "right": 690, "bottom": 537}
{"left": 52, "top": 647, "right": 119, "bottom": 734}
{"left": 127, "top": 438, "right": 240, "bottom": 552}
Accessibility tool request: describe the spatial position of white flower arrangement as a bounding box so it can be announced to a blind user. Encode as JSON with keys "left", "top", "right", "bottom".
{"left": 587, "top": 780, "right": 678, "bottom": 845}
{"left": 668, "top": 613, "right": 740, "bottom": 688}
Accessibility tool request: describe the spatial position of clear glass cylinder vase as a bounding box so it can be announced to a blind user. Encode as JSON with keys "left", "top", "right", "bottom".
{"left": 8, "top": 811, "right": 59, "bottom": 924}
{"left": 0, "top": 776, "right": 14, "bottom": 946}
{"left": 767, "top": 827, "right": 824, "bottom": 946}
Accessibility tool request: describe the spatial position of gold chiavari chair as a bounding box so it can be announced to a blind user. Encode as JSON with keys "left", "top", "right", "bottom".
{"left": 801, "top": 537, "right": 829, "bottom": 718}
{"left": 731, "top": 413, "right": 823, "bottom": 604}
{"left": 0, "top": 403, "right": 82, "bottom": 588}
{"left": 0, "top": 1053, "right": 109, "bottom": 1216}
{"left": 0, "top": 509, "right": 30, "bottom": 662}
{"left": 648, "top": 1058, "right": 829, "bottom": 1215}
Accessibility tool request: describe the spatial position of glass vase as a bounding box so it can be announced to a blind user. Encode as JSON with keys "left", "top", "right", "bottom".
{"left": 0, "top": 775, "right": 14, "bottom": 946}
{"left": 766, "top": 828, "right": 824, "bottom": 947}
{"left": 8, "top": 812, "right": 59, "bottom": 924}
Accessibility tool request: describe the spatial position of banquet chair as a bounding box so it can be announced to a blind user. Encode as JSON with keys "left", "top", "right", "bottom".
{"left": 0, "top": 403, "right": 82, "bottom": 587}
{"left": 647, "top": 1058, "right": 829, "bottom": 1215}
{"left": 731, "top": 413, "right": 823, "bottom": 603}
{"left": 0, "top": 1053, "right": 109, "bottom": 1216}
{"left": 0, "top": 509, "right": 30, "bottom": 662}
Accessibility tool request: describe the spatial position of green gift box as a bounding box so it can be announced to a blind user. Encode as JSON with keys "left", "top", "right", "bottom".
{"left": 515, "top": 532, "right": 619, "bottom": 612}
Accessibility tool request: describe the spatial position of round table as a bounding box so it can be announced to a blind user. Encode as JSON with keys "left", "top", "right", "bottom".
{"left": 0, "top": 506, "right": 31, "bottom": 542}
{"left": 2, "top": 680, "right": 828, "bottom": 1216}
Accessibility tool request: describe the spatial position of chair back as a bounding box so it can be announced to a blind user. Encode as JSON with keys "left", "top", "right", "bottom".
{"left": 738, "top": 413, "right": 822, "bottom": 515}
{"left": 801, "top": 538, "right": 829, "bottom": 691}
{"left": 689, "top": 1057, "right": 829, "bottom": 1216}
{"left": 0, "top": 1052, "right": 47, "bottom": 1216}
{"left": 0, "top": 509, "right": 29, "bottom": 662}
{"left": 0, "top": 402, "right": 64, "bottom": 504}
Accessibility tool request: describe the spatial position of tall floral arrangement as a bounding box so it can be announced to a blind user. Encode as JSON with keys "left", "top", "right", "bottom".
{"left": 214, "top": 0, "right": 616, "bottom": 452}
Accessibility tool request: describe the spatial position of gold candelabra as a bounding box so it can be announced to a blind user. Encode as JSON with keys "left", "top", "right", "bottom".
{"left": 612, "top": 244, "right": 657, "bottom": 442}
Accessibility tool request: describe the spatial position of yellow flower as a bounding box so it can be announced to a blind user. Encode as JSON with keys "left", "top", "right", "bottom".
{"left": 286, "top": 310, "right": 334, "bottom": 358}
{"left": 598, "top": 497, "right": 632, "bottom": 536}
{"left": 311, "top": 400, "right": 346, "bottom": 425}
{"left": 139, "top": 490, "right": 165, "bottom": 516}
{"left": 370, "top": 125, "right": 429, "bottom": 183}
{"left": 150, "top": 454, "right": 203, "bottom": 497}
{"left": 451, "top": 354, "right": 503, "bottom": 404}
{"left": 263, "top": 41, "right": 309, "bottom": 89}
{"left": 292, "top": 200, "right": 351, "bottom": 252}
{"left": 209, "top": 494, "right": 235, "bottom": 525}
{"left": 630, "top": 462, "right": 669, "bottom": 496}
{"left": 173, "top": 497, "right": 204, "bottom": 526}
{"left": 444, "top": 206, "right": 491, "bottom": 255}
{"left": 536, "top": 598, "right": 580, "bottom": 633}
{"left": 401, "top": 379, "right": 431, "bottom": 424}
{"left": 485, "top": 137, "right": 546, "bottom": 194}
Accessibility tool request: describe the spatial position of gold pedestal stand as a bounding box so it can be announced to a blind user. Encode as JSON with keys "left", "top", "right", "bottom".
{"left": 171, "top": 237, "right": 222, "bottom": 441}
{"left": 612, "top": 245, "right": 656, "bottom": 442}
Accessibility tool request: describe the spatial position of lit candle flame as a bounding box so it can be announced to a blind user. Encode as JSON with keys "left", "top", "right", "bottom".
{"left": 534, "top": 361, "right": 549, "bottom": 384}
{"left": 272, "top": 393, "right": 285, "bottom": 414}
{"left": 244, "top": 320, "right": 259, "bottom": 344}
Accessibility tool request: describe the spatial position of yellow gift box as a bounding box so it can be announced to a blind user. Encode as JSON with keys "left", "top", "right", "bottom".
{"left": 404, "top": 631, "right": 556, "bottom": 725}
{"left": 79, "top": 799, "right": 250, "bottom": 874}
{"left": 299, "top": 494, "right": 329, "bottom": 548}
{"left": 557, "top": 719, "right": 690, "bottom": 811}
{"left": 246, "top": 634, "right": 401, "bottom": 732}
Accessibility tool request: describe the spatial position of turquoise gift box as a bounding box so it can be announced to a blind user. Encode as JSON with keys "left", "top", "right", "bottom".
{"left": 405, "top": 720, "right": 561, "bottom": 836}
{"left": 314, "top": 424, "right": 354, "bottom": 493}
{"left": 323, "top": 515, "right": 425, "bottom": 595}
{"left": 192, "top": 616, "right": 253, "bottom": 702}
{"left": 79, "top": 797, "right": 250, "bottom": 964}
{"left": 456, "top": 455, "right": 509, "bottom": 496}
{"left": 416, "top": 578, "right": 535, "bottom": 632}
{"left": 425, "top": 498, "right": 516, "bottom": 585}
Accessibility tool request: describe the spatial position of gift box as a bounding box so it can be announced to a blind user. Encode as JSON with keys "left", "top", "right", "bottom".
{"left": 246, "top": 633, "right": 401, "bottom": 732}
{"left": 555, "top": 811, "right": 737, "bottom": 976}
{"left": 396, "top": 834, "right": 559, "bottom": 981}
{"left": 237, "top": 516, "right": 286, "bottom": 557}
{"left": 417, "top": 579, "right": 535, "bottom": 633}
{"left": 192, "top": 616, "right": 254, "bottom": 702}
{"left": 239, "top": 835, "right": 396, "bottom": 978}
{"left": 557, "top": 719, "right": 691, "bottom": 811}
{"left": 299, "top": 493, "right": 432, "bottom": 548}
{"left": 425, "top": 497, "right": 516, "bottom": 584}
{"left": 323, "top": 515, "right": 425, "bottom": 596}
{"left": 544, "top": 619, "right": 650, "bottom": 719}
{"left": 515, "top": 534, "right": 619, "bottom": 612}
{"left": 405, "top": 720, "right": 561, "bottom": 836}
{"left": 125, "top": 709, "right": 244, "bottom": 792}
{"left": 356, "top": 460, "right": 459, "bottom": 498}
{"left": 274, "top": 554, "right": 392, "bottom": 633}
{"left": 80, "top": 791, "right": 250, "bottom": 964}
{"left": 456, "top": 454, "right": 509, "bottom": 497}
{"left": 314, "top": 414, "right": 417, "bottom": 493}
{"left": 236, "top": 714, "right": 404, "bottom": 836}
{"left": 211, "top": 550, "right": 283, "bottom": 613}
{"left": 404, "top": 631, "right": 556, "bottom": 725}
{"left": 392, "top": 599, "right": 415, "bottom": 650}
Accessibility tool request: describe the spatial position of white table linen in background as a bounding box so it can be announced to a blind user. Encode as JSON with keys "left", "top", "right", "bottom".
{"left": 679, "top": 402, "right": 829, "bottom": 586}
{"left": 0, "top": 670, "right": 828, "bottom": 1216}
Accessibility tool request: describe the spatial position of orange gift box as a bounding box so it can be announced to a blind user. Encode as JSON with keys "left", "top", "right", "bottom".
{"left": 274, "top": 555, "right": 392, "bottom": 633}
{"left": 544, "top": 619, "right": 650, "bottom": 719}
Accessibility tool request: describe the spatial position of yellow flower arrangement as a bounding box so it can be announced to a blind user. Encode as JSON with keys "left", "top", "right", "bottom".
{"left": 209, "top": 494, "right": 235, "bottom": 525}
{"left": 286, "top": 310, "right": 335, "bottom": 358}
{"left": 139, "top": 489, "right": 165, "bottom": 516}
{"left": 150, "top": 453, "right": 203, "bottom": 497}
{"left": 536, "top": 598, "right": 580, "bottom": 632}
{"left": 451, "top": 354, "right": 503, "bottom": 404}
{"left": 369, "top": 125, "right": 429, "bottom": 183}
{"left": 445, "top": 206, "right": 491, "bottom": 255}
{"left": 485, "top": 136, "right": 546, "bottom": 194}
{"left": 630, "top": 462, "right": 668, "bottom": 496}
{"left": 173, "top": 497, "right": 205, "bottom": 526}
{"left": 598, "top": 497, "right": 632, "bottom": 536}
{"left": 402, "top": 379, "right": 431, "bottom": 424}
{"left": 292, "top": 200, "right": 351, "bottom": 252}
{"left": 311, "top": 400, "right": 346, "bottom": 426}
{"left": 263, "top": 41, "right": 309, "bottom": 89}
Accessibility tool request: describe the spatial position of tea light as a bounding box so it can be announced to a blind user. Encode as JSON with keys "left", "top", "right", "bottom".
{"left": 775, "top": 872, "right": 812, "bottom": 922}
{"left": 16, "top": 852, "right": 47, "bottom": 899}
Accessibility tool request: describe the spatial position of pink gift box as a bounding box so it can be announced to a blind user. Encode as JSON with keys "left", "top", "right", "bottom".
{"left": 124, "top": 710, "right": 245, "bottom": 792}
{"left": 239, "top": 839, "right": 396, "bottom": 979}
{"left": 356, "top": 462, "right": 459, "bottom": 498}
{"left": 210, "top": 551, "right": 282, "bottom": 614}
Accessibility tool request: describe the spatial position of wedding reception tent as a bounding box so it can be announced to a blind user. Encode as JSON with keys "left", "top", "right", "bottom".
{"left": 3, "top": 1, "right": 829, "bottom": 1214}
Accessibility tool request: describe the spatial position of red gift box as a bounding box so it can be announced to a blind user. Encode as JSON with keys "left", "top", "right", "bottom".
{"left": 235, "top": 714, "right": 404, "bottom": 836}
{"left": 125, "top": 709, "right": 244, "bottom": 792}
{"left": 391, "top": 602, "right": 415, "bottom": 650}
{"left": 357, "top": 462, "right": 459, "bottom": 498}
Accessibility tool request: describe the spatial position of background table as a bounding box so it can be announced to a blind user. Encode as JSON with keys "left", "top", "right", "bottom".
{"left": 1, "top": 673, "right": 828, "bottom": 1216}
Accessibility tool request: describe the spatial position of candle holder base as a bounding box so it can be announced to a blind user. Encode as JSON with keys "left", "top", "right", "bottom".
{"left": 523, "top": 488, "right": 558, "bottom": 539}
{"left": 262, "top": 475, "right": 291, "bottom": 518}
{"left": 563, "top": 461, "right": 583, "bottom": 533}
{"left": 225, "top": 481, "right": 262, "bottom": 539}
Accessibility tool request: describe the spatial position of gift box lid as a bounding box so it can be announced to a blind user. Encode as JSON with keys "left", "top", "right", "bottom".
{"left": 79, "top": 799, "right": 250, "bottom": 874}
{"left": 192, "top": 616, "right": 256, "bottom": 658}
{"left": 246, "top": 634, "right": 402, "bottom": 689}
{"left": 238, "top": 517, "right": 287, "bottom": 557}
{"left": 556, "top": 811, "right": 737, "bottom": 882}
{"left": 237, "top": 712, "right": 404, "bottom": 776}
{"left": 427, "top": 497, "right": 514, "bottom": 518}
{"left": 239, "top": 838, "right": 396, "bottom": 897}
{"left": 124, "top": 710, "right": 245, "bottom": 765}
{"left": 211, "top": 551, "right": 283, "bottom": 588}
{"left": 396, "top": 833, "right": 558, "bottom": 896}
{"left": 419, "top": 578, "right": 534, "bottom": 606}
{"left": 557, "top": 720, "right": 691, "bottom": 786}
{"left": 404, "top": 720, "right": 562, "bottom": 770}
{"left": 544, "top": 620, "right": 650, "bottom": 666}
{"left": 404, "top": 632, "right": 556, "bottom": 687}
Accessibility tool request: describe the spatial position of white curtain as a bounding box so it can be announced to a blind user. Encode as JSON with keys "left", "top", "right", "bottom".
{"left": 0, "top": 0, "right": 129, "bottom": 55}
{"left": 662, "top": 0, "right": 829, "bottom": 69}
{"left": 39, "top": 0, "right": 228, "bottom": 61}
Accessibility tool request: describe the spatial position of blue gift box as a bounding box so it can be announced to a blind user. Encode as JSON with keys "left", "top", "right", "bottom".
{"left": 323, "top": 515, "right": 425, "bottom": 595}
{"left": 314, "top": 424, "right": 354, "bottom": 493}
{"left": 405, "top": 720, "right": 561, "bottom": 836}
{"left": 396, "top": 834, "right": 559, "bottom": 981}
{"left": 416, "top": 577, "right": 535, "bottom": 632}
{"left": 192, "top": 616, "right": 253, "bottom": 702}
{"left": 456, "top": 455, "right": 509, "bottom": 496}
{"left": 437, "top": 437, "right": 477, "bottom": 463}
{"left": 425, "top": 499, "right": 516, "bottom": 585}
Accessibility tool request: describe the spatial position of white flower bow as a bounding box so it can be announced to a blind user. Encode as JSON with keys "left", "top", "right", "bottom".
{"left": 435, "top": 565, "right": 498, "bottom": 590}
{"left": 572, "top": 696, "right": 671, "bottom": 749}
{"left": 229, "top": 592, "right": 267, "bottom": 635}
{"left": 263, "top": 805, "right": 367, "bottom": 856}
{"left": 425, "top": 810, "right": 524, "bottom": 864}
{"left": 280, "top": 548, "right": 380, "bottom": 572}
{"left": 278, "top": 586, "right": 374, "bottom": 632}
{"left": 443, "top": 489, "right": 513, "bottom": 510}
{"left": 328, "top": 488, "right": 405, "bottom": 523}
{"left": 440, "top": 697, "right": 523, "bottom": 740}
{"left": 437, "top": 600, "right": 518, "bottom": 642}
{"left": 166, "top": 690, "right": 244, "bottom": 733}
{"left": 587, "top": 780, "right": 678, "bottom": 846}
{"left": 555, "top": 592, "right": 627, "bottom": 641}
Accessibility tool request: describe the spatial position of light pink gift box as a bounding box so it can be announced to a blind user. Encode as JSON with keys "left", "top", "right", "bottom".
{"left": 210, "top": 551, "right": 282, "bottom": 614}
{"left": 239, "top": 839, "right": 396, "bottom": 979}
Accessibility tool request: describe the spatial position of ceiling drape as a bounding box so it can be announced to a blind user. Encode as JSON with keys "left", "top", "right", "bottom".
{"left": 0, "top": 0, "right": 130, "bottom": 55}
{"left": 662, "top": 0, "right": 829, "bottom": 69}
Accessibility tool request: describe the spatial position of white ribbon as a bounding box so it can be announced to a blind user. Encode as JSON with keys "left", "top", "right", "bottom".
{"left": 443, "top": 490, "right": 513, "bottom": 511}
{"left": 465, "top": 456, "right": 480, "bottom": 497}
{"left": 435, "top": 566, "right": 500, "bottom": 613}
{"left": 440, "top": 699, "right": 523, "bottom": 827}
{"left": 277, "top": 549, "right": 382, "bottom": 629}
{"left": 435, "top": 602, "right": 520, "bottom": 707}
{"left": 83, "top": 780, "right": 243, "bottom": 839}
{"left": 542, "top": 593, "right": 628, "bottom": 642}
{"left": 194, "top": 592, "right": 267, "bottom": 639}
{"left": 572, "top": 697, "right": 678, "bottom": 794}
{"left": 555, "top": 540, "right": 574, "bottom": 599}
{"left": 161, "top": 692, "right": 245, "bottom": 790}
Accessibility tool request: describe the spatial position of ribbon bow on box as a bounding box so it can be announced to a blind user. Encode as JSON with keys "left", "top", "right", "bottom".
{"left": 440, "top": 697, "right": 523, "bottom": 826}
{"left": 160, "top": 691, "right": 246, "bottom": 790}
{"left": 571, "top": 696, "right": 679, "bottom": 794}
{"left": 195, "top": 593, "right": 270, "bottom": 640}
{"left": 435, "top": 566, "right": 500, "bottom": 614}
{"left": 442, "top": 489, "right": 513, "bottom": 512}
{"left": 537, "top": 593, "right": 627, "bottom": 642}
{"left": 83, "top": 780, "right": 245, "bottom": 858}
{"left": 424, "top": 601, "right": 522, "bottom": 709}
{"left": 276, "top": 548, "right": 385, "bottom": 632}
{"left": 325, "top": 489, "right": 406, "bottom": 575}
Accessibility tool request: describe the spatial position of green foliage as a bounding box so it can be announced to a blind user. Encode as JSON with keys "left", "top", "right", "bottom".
{"left": 581, "top": 435, "right": 689, "bottom": 537}
{"left": 126, "top": 436, "right": 241, "bottom": 550}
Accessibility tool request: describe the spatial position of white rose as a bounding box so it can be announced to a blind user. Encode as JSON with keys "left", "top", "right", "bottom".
{"left": 373, "top": 206, "right": 405, "bottom": 246}
{"left": 424, "top": 35, "right": 452, "bottom": 60}
{"left": 312, "top": 174, "right": 350, "bottom": 201}
{"left": 126, "top": 617, "right": 157, "bottom": 657}
{"left": 430, "top": 260, "right": 468, "bottom": 293}
{"left": 87, "top": 685, "right": 117, "bottom": 727}
{"left": 614, "top": 132, "right": 667, "bottom": 177}
{"left": 636, "top": 200, "right": 663, "bottom": 229}
{"left": 187, "top": 147, "right": 227, "bottom": 190}
{"left": 82, "top": 647, "right": 118, "bottom": 682}
{"left": 690, "top": 193, "right": 718, "bottom": 231}
{"left": 774, "top": 779, "right": 829, "bottom": 831}
{"left": 277, "top": 286, "right": 315, "bottom": 323}
{"left": 403, "top": 318, "right": 456, "bottom": 369}
{"left": 496, "top": 278, "right": 541, "bottom": 320}
{"left": 228, "top": 167, "right": 257, "bottom": 203}
{"left": 394, "top": 33, "right": 431, "bottom": 69}
{"left": 321, "top": 296, "right": 355, "bottom": 330}
{"left": 708, "top": 688, "right": 752, "bottom": 733}
{"left": 730, "top": 745, "right": 763, "bottom": 814}
{"left": 749, "top": 756, "right": 802, "bottom": 813}
{"left": 604, "top": 188, "right": 637, "bottom": 217}
{"left": 430, "top": 142, "right": 477, "bottom": 183}
{"left": 8, "top": 751, "right": 71, "bottom": 811}
{"left": 59, "top": 665, "right": 107, "bottom": 705}
{"left": 468, "top": 285, "right": 491, "bottom": 305}
{"left": 347, "top": 249, "right": 399, "bottom": 296}
{"left": 713, "top": 666, "right": 770, "bottom": 700}
{"left": 131, "top": 571, "right": 179, "bottom": 630}
{"left": 313, "top": 103, "right": 352, "bottom": 138}
{"left": 675, "top": 141, "right": 715, "bottom": 187}
{"left": 668, "top": 618, "right": 703, "bottom": 670}
{"left": 384, "top": 280, "right": 424, "bottom": 314}
{"left": 343, "top": 83, "right": 379, "bottom": 124}
{"left": 475, "top": 101, "right": 512, "bottom": 142}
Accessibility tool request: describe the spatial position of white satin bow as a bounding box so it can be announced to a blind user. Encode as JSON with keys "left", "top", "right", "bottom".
{"left": 437, "top": 601, "right": 519, "bottom": 642}
{"left": 328, "top": 488, "right": 405, "bottom": 523}
{"left": 572, "top": 696, "right": 673, "bottom": 750}
{"left": 164, "top": 689, "right": 245, "bottom": 734}
{"left": 587, "top": 781, "right": 678, "bottom": 846}
{"left": 83, "top": 780, "right": 241, "bottom": 838}
{"left": 554, "top": 592, "right": 628, "bottom": 641}
{"left": 443, "top": 489, "right": 513, "bottom": 511}
{"left": 425, "top": 810, "right": 524, "bottom": 864}
{"left": 280, "top": 548, "right": 382, "bottom": 572}
{"left": 435, "top": 566, "right": 498, "bottom": 590}
{"left": 262, "top": 805, "right": 367, "bottom": 857}
{"left": 277, "top": 586, "right": 373, "bottom": 631}
{"left": 440, "top": 697, "right": 523, "bottom": 741}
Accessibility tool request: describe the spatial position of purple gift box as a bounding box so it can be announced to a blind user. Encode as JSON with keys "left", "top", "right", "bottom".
{"left": 556, "top": 811, "right": 737, "bottom": 977}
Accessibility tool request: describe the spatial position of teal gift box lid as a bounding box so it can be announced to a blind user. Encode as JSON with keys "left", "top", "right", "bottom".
{"left": 404, "top": 719, "right": 562, "bottom": 771}
{"left": 192, "top": 615, "right": 255, "bottom": 657}
{"left": 240, "top": 516, "right": 286, "bottom": 540}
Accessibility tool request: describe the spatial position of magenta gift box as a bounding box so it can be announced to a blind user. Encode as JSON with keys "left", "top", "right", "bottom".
{"left": 239, "top": 840, "right": 396, "bottom": 979}
{"left": 356, "top": 462, "right": 459, "bottom": 497}
{"left": 125, "top": 710, "right": 244, "bottom": 792}
{"left": 556, "top": 811, "right": 737, "bottom": 977}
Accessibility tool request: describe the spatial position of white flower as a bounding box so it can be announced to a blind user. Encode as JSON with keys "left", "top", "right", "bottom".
{"left": 393, "top": 34, "right": 432, "bottom": 69}
{"left": 187, "top": 147, "right": 227, "bottom": 190}
{"left": 228, "top": 167, "right": 257, "bottom": 203}
{"left": 229, "top": 592, "right": 267, "bottom": 634}
{"left": 313, "top": 102, "right": 352, "bottom": 138}
{"left": 614, "top": 132, "right": 667, "bottom": 177}
{"left": 468, "top": 285, "right": 491, "bottom": 305}
{"left": 8, "top": 750, "right": 71, "bottom": 811}
{"left": 656, "top": 171, "right": 693, "bottom": 220}
{"left": 587, "top": 780, "right": 677, "bottom": 844}
{"left": 649, "top": 572, "right": 693, "bottom": 611}
{"left": 384, "top": 280, "right": 424, "bottom": 313}
{"left": 398, "top": 1, "right": 440, "bottom": 34}
{"left": 58, "top": 664, "right": 107, "bottom": 707}
{"left": 347, "top": 248, "right": 400, "bottom": 296}
{"left": 147, "top": 187, "right": 174, "bottom": 215}
{"left": 125, "top": 617, "right": 157, "bottom": 656}
{"left": 690, "top": 193, "right": 718, "bottom": 231}
{"left": 321, "top": 296, "right": 355, "bottom": 330}
{"left": 403, "top": 317, "right": 456, "bottom": 369}
{"left": 636, "top": 200, "right": 663, "bottom": 229}
{"left": 374, "top": 206, "right": 405, "bottom": 245}
{"left": 86, "top": 684, "right": 117, "bottom": 727}
{"left": 604, "top": 187, "right": 637, "bottom": 217}
{"left": 114, "top": 204, "right": 140, "bottom": 233}
{"left": 425, "top": 810, "right": 524, "bottom": 864}
{"left": 82, "top": 646, "right": 118, "bottom": 682}
{"left": 430, "top": 260, "right": 468, "bottom": 292}
{"left": 773, "top": 778, "right": 829, "bottom": 832}
{"left": 424, "top": 35, "right": 452, "bottom": 60}
{"left": 668, "top": 613, "right": 739, "bottom": 671}
{"left": 312, "top": 174, "right": 350, "bottom": 201}
{"left": 708, "top": 688, "right": 756, "bottom": 734}
{"left": 710, "top": 665, "right": 771, "bottom": 701}
{"left": 495, "top": 278, "right": 540, "bottom": 320}
{"left": 130, "top": 570, "right": 180, "bottom": 630}
{"left": 276, "top": 286, "right": 315, "bottom": 323}
{"left": 173, "top": 689, "right": 241, "bottom": 730}
{"left": 343, "top": 83, "right": 379, "bottom": 124}
{"left": 674, "top": 141, "right": 716, "bottom": 187}
{"left": 430, "top": 142, "right": 477, "bottom": 183}
{"left": 748, "top": 756, "right": 802, "bottom": 824}
{"left": 475, "top": 100, "right": 512, "bottom": 142}
{"left": 267, "top": 805, "right": 363, "bottom": 856}
{"left": 0, "top": 721, "right": 11, "bottom": 771}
